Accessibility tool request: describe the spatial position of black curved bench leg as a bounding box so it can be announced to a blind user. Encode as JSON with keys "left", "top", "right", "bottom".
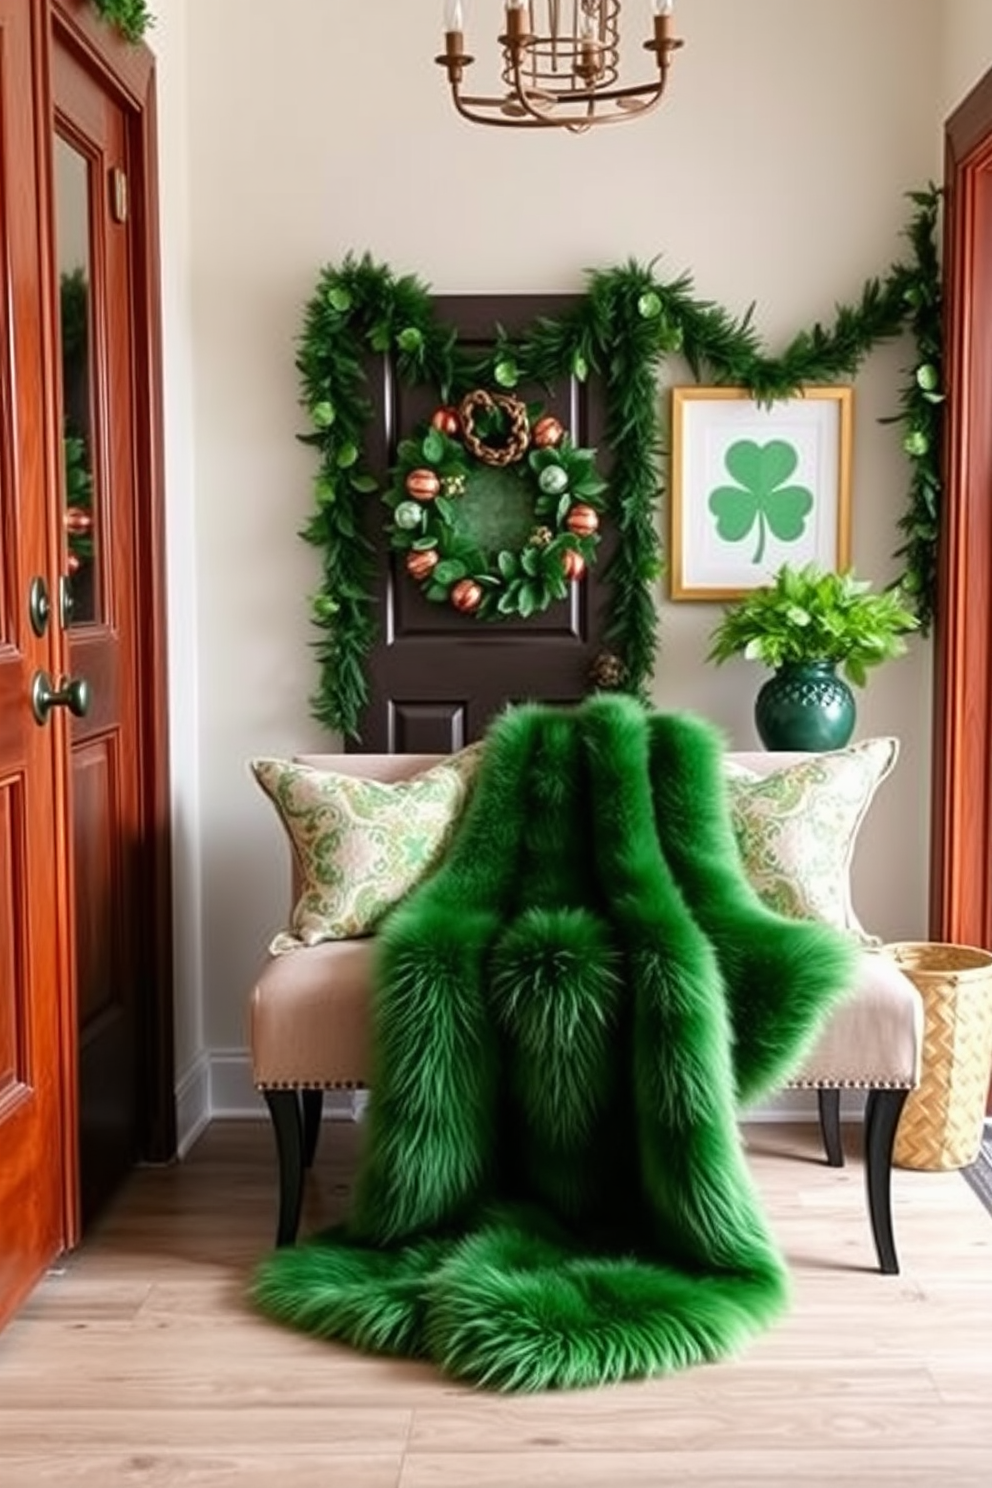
{"left": 817, "top": 1088, "right": 844, "bottom": 1167}
{"left": 302, "top": 1089, "right": 324, "bottom": 1169}
{"left": 864, "top": 1087, "right": 909, "bottom": 1275}
{"left": 262, "top": 1089, "right": 304, "bottom": 1247}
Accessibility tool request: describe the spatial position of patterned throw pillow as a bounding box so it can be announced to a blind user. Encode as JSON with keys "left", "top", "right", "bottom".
{"left": 725, "top": 737, "right": 899, "bottom": 942}
{"left": 251, "top": 746, "right": 483, "bottom": 951}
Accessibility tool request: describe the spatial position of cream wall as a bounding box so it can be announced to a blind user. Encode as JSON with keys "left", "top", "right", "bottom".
{"left": 942, "top": 0, "right": 992, "bottom": 116}
{"left": 152, "top": 0, "right": 204, "bottom": 1122}
{"left": 155, "top": 0, "right": 981, "bottom": 1122}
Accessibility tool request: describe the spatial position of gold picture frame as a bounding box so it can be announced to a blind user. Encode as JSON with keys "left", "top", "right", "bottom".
{"left": 669, "top": 385, "right": 853, "bottom": 600}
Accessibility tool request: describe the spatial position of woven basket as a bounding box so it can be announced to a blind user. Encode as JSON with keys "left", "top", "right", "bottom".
{"left": 889, "top": 942, "right": 992, "bottom": 1171}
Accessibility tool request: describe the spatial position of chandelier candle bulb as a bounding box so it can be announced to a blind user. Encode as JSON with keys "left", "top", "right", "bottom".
{"left": 437, "top": 0, "right": 472, "bottom": 85}
{"left": 578, "top": 14, "right": 603, "bottom": 80}
{"left": 504, "top": 1, "right": 530, "bottom": 49}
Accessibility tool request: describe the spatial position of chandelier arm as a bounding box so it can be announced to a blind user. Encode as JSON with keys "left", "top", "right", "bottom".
{"left": 450, "top": 87, "right": 668, "bottom": 129}
{"left": 506, "top": 48, "right": 579, "bottom": 126}
{"left": 448, "top": 87, "right": 578, "bottom": 128}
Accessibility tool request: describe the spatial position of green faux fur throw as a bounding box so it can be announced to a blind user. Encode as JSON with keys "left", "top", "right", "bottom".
{"left": 253, "top": 696, "right": 857, "bottom": 1390}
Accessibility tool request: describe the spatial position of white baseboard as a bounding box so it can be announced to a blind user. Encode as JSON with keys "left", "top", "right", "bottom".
{"left": 207, "top": 1048, "right": 267, "bottom": 1118}
{"left": 205, "top": 1048, "right": 365, "bottom": 1121}
{"left": 174, "top": 1051, "right": 211, "bottom": 1156}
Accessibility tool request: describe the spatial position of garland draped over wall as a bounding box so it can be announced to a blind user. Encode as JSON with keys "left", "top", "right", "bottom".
{"left": 299, "top": 187, "right": 941, "bottom": 740}
{"left": 91, "top": 0, "right": 153, "bottom": 43}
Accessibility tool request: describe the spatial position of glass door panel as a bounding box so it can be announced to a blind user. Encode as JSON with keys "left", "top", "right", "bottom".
{"left": 54, "top": 134, "right": 98, "bottom": 625}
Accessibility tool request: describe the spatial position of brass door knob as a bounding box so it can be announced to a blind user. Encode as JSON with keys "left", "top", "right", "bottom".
{"left": 31, "top": 670, "right": 91, "bottom": 726}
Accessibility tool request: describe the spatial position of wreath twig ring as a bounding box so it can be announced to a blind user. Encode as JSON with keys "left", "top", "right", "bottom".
{"left": 458, "top": 390, "right": 531, "bottom": 467}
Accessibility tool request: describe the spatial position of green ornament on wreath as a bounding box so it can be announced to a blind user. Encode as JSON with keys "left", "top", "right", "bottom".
{"left": 384, "top": 389, "right": 608, "bottom": 620}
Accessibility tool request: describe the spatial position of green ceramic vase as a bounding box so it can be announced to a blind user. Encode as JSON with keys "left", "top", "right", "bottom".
{"left": 754, "top": 661, "right": 856, "bottom": 752}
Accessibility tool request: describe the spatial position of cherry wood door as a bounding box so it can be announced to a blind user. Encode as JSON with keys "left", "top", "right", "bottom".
{"left": 0, "top": 0, "right": 72, "bottom": 1330}
{"left": 53, "top": 36, "right": 145, "bottom": 1227}
{"left": 0, "top": 1, "right": 173, "bottom": 1328}
{"left": 354, "top": 296, "right": 616, "bottom": 752}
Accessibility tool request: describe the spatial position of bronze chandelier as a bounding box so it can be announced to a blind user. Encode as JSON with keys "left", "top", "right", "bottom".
{"left": 436, "top": 1, "right": 684, "bottom": 133}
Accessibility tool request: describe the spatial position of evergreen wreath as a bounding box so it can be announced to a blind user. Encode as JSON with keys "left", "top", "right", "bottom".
{"left": 297, "top": 186, "right": 942, "bottom": 740}
{"left": 90, "top": 0, "right": 154, "bottom": 43}
{"left": 385, "top": 391, "right": 607, "bottom": 620}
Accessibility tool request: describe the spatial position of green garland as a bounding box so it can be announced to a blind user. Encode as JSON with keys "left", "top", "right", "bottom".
{"left": 385, "top": 399, "right": 607, "bottom": 619}
{"left": 91, "top": 0, "right": 154, "bottom": 43}
{"left": 298, "top": 187, "right": 942, "bottom": 740}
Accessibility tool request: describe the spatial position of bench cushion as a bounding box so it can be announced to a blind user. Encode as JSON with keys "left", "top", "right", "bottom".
{"left": 250, "top": 942, "right": 921, "bottom": 1093}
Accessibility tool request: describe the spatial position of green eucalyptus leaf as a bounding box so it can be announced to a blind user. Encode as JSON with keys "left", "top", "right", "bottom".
{"left": 422, "top": 429, "right": 446, "bottom": 464}
{"left": 397, "top": 326, "right": 424, "bottom": 353}
{"left": 573, "top": 475, "right": 608, "bottom": 500}
{"left": 518, "top": 582, "right": 545, "bottom": 619}
{"left": 433, "top": 559, "right": 468, "bottom": 585}
{"left": 326, "top": 286, "right": 352, "bottom": 313}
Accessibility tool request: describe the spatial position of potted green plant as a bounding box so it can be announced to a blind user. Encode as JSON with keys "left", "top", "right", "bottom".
{"left": 707, "top": 562, "right": 919, "bottom": 750}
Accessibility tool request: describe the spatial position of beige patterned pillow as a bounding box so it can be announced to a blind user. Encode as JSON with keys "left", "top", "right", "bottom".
{"left": 725, "top": 737, "right": 899, "bottom": 942}
{"left": 251, "top": 746, "right": 483, "bottom": 951}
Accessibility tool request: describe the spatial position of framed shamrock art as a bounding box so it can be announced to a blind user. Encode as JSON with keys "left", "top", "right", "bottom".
{"left": 668, "top": 386, "right": 852, "bottom": 599}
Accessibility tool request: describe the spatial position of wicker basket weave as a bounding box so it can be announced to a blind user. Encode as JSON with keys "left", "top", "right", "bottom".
{"left": 889, "top": 942, "right": 992, "bottom": 1171}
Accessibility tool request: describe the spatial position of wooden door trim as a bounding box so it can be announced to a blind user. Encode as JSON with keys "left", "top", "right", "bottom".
{"left": 931, "top": 71, "right": 992, "bottom": 947}
{"left": 50, "top": 0, "right": 175, "bottom": 1164}
{"left": 53, "top": 0, "right": 152, "bottom": 104}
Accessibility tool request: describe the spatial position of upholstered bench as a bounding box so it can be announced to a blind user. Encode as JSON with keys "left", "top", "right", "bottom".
{"left": 249, "top": 745, "right": 923, "bottom": 1272}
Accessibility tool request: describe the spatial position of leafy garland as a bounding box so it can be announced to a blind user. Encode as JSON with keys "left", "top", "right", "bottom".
{"left": 297, "top": 187, "right": 942, "bottom": 739}
{"left": 385, "top": 397, "right": 607, "bottom": 619}
{"left": 90, "top": 0, "right": 154, "bottom": 43}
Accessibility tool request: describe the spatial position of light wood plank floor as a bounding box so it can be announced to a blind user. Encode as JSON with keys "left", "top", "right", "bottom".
{"left": 0, "top": 1120, "right": 989, "bottom": 1487}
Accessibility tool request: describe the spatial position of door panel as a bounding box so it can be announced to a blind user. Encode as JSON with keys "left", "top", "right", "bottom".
{"left": 54, "top": 39, "right": 142, "bottom": 1228}
{"left": 0, "top": 0, "right": 70, "bottom": 1328}
{"left": 355, "top": 296, "right": 616, "bottom": 752}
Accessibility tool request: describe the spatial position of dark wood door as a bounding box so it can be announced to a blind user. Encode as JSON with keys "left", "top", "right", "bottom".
{"left": 0, "top": 0, "right": 72, "bottom": 1330}
{"left": 53, "top": 37, "right": 145, "bottom": 1227}
{"left": 354, "top": 296, "right": 616, "bottom": 752}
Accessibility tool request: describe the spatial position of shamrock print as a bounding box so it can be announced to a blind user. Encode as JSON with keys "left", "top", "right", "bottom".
{"left": 707, "top": 439, "right": 814, "bottom": 564}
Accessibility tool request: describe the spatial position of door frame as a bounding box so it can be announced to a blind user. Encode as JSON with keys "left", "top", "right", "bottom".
{"left": 932, "top": 68, "right": 992, "bottom": 944}
{"left": 47, "top": 1, "right": 174, "bottom": 1215}
{"left": 931, "top": 66, "right": 992, "bottom": 1110}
